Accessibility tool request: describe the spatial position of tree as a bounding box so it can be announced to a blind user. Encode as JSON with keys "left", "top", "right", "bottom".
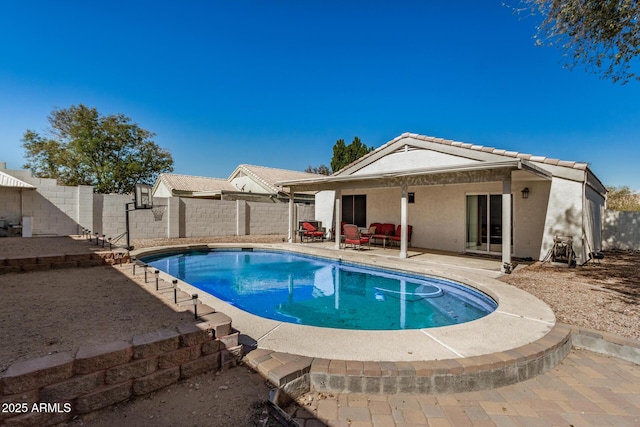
{"left": 305, "top": 165, "right": 331, "bottom": 175}
{"left": 22, "top": 104, "right": 173, "bottom": 194}
{"left": 606, "top": 185, "right": 640, "bottom": 210}
{"left": 330, "top": 136, "right": 375, "bottom": 173}
{"left": 515, "top": 0, "right": 640, "bottom": 83}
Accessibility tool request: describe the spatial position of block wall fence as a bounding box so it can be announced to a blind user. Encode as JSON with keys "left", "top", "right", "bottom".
{"left": 92, "top": 196, "right": 315, "bottom": 242}
{"left": 603, "top": 209, "right": 640, "bottom": 251}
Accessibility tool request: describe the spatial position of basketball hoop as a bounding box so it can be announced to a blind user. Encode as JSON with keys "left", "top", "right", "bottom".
{"left": 134, "top": 183, "right": 153, "bottom": 209}
{"left": 151, "top": 205, "right": 166, "bottom": 222}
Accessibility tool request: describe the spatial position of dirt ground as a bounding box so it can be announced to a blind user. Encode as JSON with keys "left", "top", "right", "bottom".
{"left": 499, "top": 251, "right": 640, "bottom": 341}
{"left": 0, "top": 236, "right": 639, "bottom": 426}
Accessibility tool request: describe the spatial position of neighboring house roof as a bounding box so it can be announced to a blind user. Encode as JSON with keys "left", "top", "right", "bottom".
{"left": 154, "top": 173, "right": 236, "bottom": 194}
{"left": 229, "top": 164, "right": 323, "bottom": 194}
{"left": 0, "top": 170, "right": 36, "bottom": 189}
{"left": 153, "top": 166, "right": 324, "bottom": 199}
{"left": 334, "top": 132, "right": 590, "bottom": 176}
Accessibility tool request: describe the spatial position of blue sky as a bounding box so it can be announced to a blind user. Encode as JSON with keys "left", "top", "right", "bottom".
{"left": 1, "top": 1, "right": 638, "bottom": 189}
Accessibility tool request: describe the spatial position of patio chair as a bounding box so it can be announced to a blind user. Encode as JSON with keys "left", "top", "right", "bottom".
{"left": 343, "top": 224, "right": 370, "bottom": 250}
{"left": 390, "top": 225, "right": 412, "bottom": 247}
{"left": 361, "top": 223, "right": 381, "bottom": 238}
{"left": 371, "top": 223, "right": 395, "bottom": 248}
{"left": 301, "top": 222, "right": 325, "bottom": 242}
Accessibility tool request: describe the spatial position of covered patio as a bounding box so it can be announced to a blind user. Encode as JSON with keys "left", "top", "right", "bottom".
{"left": 278, "top": 159, "right": 551, "bottom": 273}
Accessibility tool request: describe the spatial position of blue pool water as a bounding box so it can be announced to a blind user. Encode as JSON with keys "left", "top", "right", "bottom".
{"left": 141, "top": 249, "right": 497, "bottom": 330}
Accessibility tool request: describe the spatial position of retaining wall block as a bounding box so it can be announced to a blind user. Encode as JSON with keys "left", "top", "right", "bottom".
{"left": 200, "top": 312, "right": 232, "bottom": 338}
{"left": 180, "top": 352, "right": 221, "bottom": 380}
{"left": 217, "top": 332, "right": 239, "bottom": 349}
{"left": 176, "top": 323, "right": 211, "bottom": 348}
{"left": 132, "top": 329, "right": 180, "bottom": 359}
{"left": 132, "top": 367, "right": 180, "bottom": 396}
{"left": 5, "top": 257, "right": 37, "bottom": 266}
{"left": 104, "top": 357, "right": 158, "bottom": 385}
{"left": 1, "top": 352, "right": 74, "bottom": 395}
{"left": 75, "top": 381, "right": 133, "bottom": 414}
{"left": 65, "top": 254, "right": 92, "bottom": 262}
{"left": 0, "top": 390, "right": 39, "bottom": 422}
{"left": 201, "top": 340, "right": 220, "bottom": 356}
{"left": 74, "top": 341, "right": 133, "bottom": 375}
{"left": 51, "top": 261, "right": 79, "bottom": 269}
{"left": 40, "top": 371, "right": 105, "bottom": 402}
{"left": 158, "top": 346, "right": 200, "bottom": 369}
{"left": 37, "top": 255, "right": 66, "bottom": 264}
{"left": 2, "top": 405, "right": 73, "bottom": 427}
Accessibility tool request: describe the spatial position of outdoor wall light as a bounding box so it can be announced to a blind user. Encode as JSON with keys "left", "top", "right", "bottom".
{"left": 521, "top": 187, "right": 530, "bottom": 199}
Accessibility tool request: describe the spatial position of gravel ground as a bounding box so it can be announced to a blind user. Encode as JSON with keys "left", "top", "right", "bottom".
{"left": 499, "top": 250, "right": 640, "bottom": 341}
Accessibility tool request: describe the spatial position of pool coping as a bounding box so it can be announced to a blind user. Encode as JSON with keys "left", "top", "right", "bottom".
{"left": 131, "top": 243, "right": 572, "bottom": 395}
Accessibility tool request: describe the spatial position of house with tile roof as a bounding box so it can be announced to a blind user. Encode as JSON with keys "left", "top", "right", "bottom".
{"left": 152, "top": 164, "right": 322, "bottom": 203}
{"left": 277, "top": 132, "right": 607, "bottom": 271}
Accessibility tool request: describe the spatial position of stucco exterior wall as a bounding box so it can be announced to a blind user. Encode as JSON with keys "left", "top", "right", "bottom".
{"left": 540, "top": 177, "right": 585, "bottom": 264}
{"left": 317, "top": 181, "right": 557, "bottom": 260}
{"left": 153, "top": 181, "right": 173, "bottom": 198}
{"left": 229, "top": 174, "right": 266, "bottom": 193}
{"left": 585, "top": 185, "right": 605, "bottom": 253}
{"left": 513, "top": 180, "right": 552, "bottom": 260}
{"left": 352, "top": 149, "right": 479, "bottom": 175}
{"left": 315, "top": 191, "right": 336, "bottom": 232}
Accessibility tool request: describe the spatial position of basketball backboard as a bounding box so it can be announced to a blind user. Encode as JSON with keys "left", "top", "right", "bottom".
{"left": 134, "top": 183, "right": 153, "bottom": 209}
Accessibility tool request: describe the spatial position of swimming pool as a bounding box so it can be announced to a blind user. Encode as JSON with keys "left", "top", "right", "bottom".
{"left": 141, "top": 249, "right": 497, "bottom": 330}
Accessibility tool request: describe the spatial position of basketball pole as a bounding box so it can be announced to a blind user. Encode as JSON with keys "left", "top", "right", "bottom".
{"left": 125, "top": 202, "right": 135, "bottom": 251}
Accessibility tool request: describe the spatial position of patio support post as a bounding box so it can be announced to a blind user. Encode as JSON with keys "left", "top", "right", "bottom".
{"left": 334, "top": 189, "right": 342, "bottom": 250}
{"left": 288, "top": 191, "right": 295, "bottom": 243}
{"left": 400, "top": 182, "right": 408, "bottom": 258}
{"left": 502, "top": 177, "right": 512, "bottom": 273}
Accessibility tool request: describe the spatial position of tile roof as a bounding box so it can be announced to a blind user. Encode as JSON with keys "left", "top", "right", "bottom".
{"left": 234, "top": 164, "right": 326, "bottom": 193}
{"left": 157, "top": 166, "right": 325, "bottom": 195}
{"left": 157, "top": 173, "right": 236, "bottom": 193}
{"left": 401, "top": 133, "right": 589, "bottom": 170}
{"left": 337, "top": 132, "right": 589, "bottom": 174}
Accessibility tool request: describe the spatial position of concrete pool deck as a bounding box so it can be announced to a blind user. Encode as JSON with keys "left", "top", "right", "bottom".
{"left": 133, "top": 243, "right": 572, "bottom": 395}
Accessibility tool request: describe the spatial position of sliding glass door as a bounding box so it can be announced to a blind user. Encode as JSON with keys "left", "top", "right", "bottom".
{"left": 342, "top": 195, "right": 367, "bottom": 227}
{"left": 466, "top": 194, "right": 512, "bottom": 254}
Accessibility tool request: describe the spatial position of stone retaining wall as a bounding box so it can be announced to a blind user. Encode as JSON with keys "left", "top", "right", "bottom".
{"left": 0, "top": 253, "right": 107, "bottom": 274}
{"left": 0, "top": 320, "right": 242, "bottom": 426}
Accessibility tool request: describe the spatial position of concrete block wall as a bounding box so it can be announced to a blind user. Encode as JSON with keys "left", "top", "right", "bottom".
{"left": 0, "top": 166, "right": 93, "bottom": 236}
{"left": 247, "top": 202, "right": 288, "bottom": 235}
{"left": 603, "top": 209, "right": 640, "bottom": 250}
{"left": 0, "top": 323, "right": 242, "bottom": 426}
{"left": 1, "top": 165, "right": 313, "bottom": 240}
{"left": 128, "top": 198, "right": 169, "bottom": 240}
{"left": 22, "top": 183, "right": 90, "bottom": 236}
{"left": 94, "top": 195, "right": 169, "bottom": 241}
{"left": 93, "top": 194, "right": 128, "bottom": 238}
{"left": 182, "top": 198, "right": 237, "bottom": 237}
